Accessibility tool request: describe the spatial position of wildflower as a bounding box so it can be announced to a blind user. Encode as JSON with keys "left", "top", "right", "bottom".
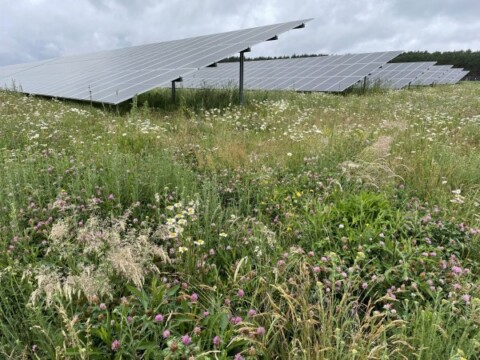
{"left": 451, "top": 266, "right": 463, "bottom": 275}
{"left": 108, "top": 194, "right": 115, "bottom": 200}
{"left": 163, "top": 329, "right": 171, "bottom": 338}
{"left": 166, "top": 218, "right": 176, "bottom": 225}
{"left": 190, "top": 293, "right": 199, "bottom": 303}
{"left": 237, "top": 289, "right": 245, "bottom": 297}
{"left": 219, "top": 232, "right": 228, "bottom": 238}
{"left": 154, "top": 314, "right": 164, "bottom": 322}
{"left": 111, "top": 339, "right": 121, "bottom": 351}
{"left": 234, "top": 316, "right": 242, "bottom": 324}
{"left": 248, "top": 309, "right": 257, "bottom": 317}
{"left": 462, "top": 294, "right": 471, "bottom": 304}
{"left": 203, "top": 311, "right": 210, "bottom": 317}
{"left": 127, "top": 316, "right": 133, "bottom": 323}
{"left": 166, "top": 205, "right": 174, "bottom": 211}
{"left": 193, "top": 326, "right": 201, "bottom": 335}
{"left": 277, "top": 259, "right": 286, "bottom": 267}
{"left": 313, "top": 266, "right": 321, "bottom": 273}
{"left": 287, "top": 152, "right": 292, "bottom": 157}
{"left": 256, "top": 326, "right": 266, "bottom": 336}
{"left": 224, "top": 298, "right": 231, "bottom": 306}
{"left": 213, "top": 335, "right": 221, "bottom": 346}
{"left": 234, "top": 354, "right": 245, "bottom": 360}
{"left": 181, "top": 334, "right": 191, "bottom": 346}
{"left": 194, "top": 239, "right": 205, "bottom": 246}
{"left": 186, "top": 207, "right": 195, "bottom": 215}
{"left": 178, "top": 246, "right": 188, "bottom": 253}
{"left": 362, "top": 282, "right": 368, "bottom": 289}
{"left": 308, "top": 251, "right": 314, "bottom": 257}
{"left": 99, "top": 303, "right": 107, "bottom": 311}
{"left": 338, "top": 224, "right": 345, "bottom": 229}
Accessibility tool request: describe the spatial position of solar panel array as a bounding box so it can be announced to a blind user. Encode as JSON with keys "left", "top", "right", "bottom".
{"left": 0, "top": 19, "right": 311, "bottom": 104}
{"left": 367, "top": 62, "right": 436, "bottom": 89}
{"left": 410, "top": 65, "right": 454, "bottom": 86}
{"left": 179, "top": 51, "right": 403, "bottom": 92}
{"left": 436, "top": 68, "right": 469, "bottom": 84}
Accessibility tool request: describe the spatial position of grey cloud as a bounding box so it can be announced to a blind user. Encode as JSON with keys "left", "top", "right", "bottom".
{"left": 0, "top": 0, "right": 479, "bottom": 66}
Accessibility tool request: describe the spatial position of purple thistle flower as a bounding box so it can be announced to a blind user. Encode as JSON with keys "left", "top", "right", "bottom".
{"left": 181, "top": 334, "right": 191, "bottom": 346}
{"left": 248, "top": 309, "right": 257, "bottom": 317}
{"left": 99, "top": 303, "right": 107, "bottom": 311}
{"left": 111, "top": 339, "right": 121, "bottom": 351}
{"left": 451, "top": 266, "right": 463, "bottom": 274}
{"left": 256, "top": 326, "right": 266, "bottom": 336}
{"left": 190, "top": 293, "right": 199, "bottom": 303}
{"left": 213, "top": 335, "right": 221, "bottom": 346}
{"left": 237, "top": 289, "right": 245, "bottom": 297}
{"left": 154, "top": 314, "right": 164, "bottom": 322}
{"left": 163, "top": 329, "right": 171, "bottom": 338}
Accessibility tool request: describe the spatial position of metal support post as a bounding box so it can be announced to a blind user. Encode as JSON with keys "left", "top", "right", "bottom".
{"left": 239, "top": 50, "right": 245, "bottom": 106}
{"left": 171, "top": 77, "right": 182, "bottom": 103}
{"left": 238, "top": 48, "right": 250, "bottom": 106}
{"left": 172, "top": 80, "right": 176, "bottom": 103}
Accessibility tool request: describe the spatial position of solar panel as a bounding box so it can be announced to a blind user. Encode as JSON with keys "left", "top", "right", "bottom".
{"left": 436, "top": 68, "right": 469, "bottom": 84}
{"left": 367, "top": 62, "right": 436, "bottom": 89}
{"left": 178, "top": 51, "right": 403, "bottom": 92}
{"left": 0, "top": 19, "right": 311, "bottom": 104}
{"left": 410, "top": 65, "right": 454, "bottom": 86}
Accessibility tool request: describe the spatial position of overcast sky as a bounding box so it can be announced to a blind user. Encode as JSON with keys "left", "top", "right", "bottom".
{"left": 1, "top": 0, "right": 479, "bottom": 66}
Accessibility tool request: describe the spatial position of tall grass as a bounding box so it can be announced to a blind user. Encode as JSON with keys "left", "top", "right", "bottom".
{"left": 0, "top": 84, "right": 479, "bottom": 359}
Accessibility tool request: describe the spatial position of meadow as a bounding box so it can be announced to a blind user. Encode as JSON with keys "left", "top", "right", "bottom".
{"left": 0, "top": 83, "right": 479, "bottom": 359}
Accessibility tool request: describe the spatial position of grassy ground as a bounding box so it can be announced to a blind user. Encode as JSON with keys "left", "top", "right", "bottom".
{"left": 0, "top": 83, "right": 479, "bottom": 359}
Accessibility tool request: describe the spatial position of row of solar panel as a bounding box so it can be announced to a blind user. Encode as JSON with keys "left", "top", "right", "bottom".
{"left": 0, "top": 18, "right": 470, "bottom": 104}
{"left": 0, "top": 19, "right": 312, "bottom": 104}
{"left": 174, "top": 58, "right": 468, "bottom": 92}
